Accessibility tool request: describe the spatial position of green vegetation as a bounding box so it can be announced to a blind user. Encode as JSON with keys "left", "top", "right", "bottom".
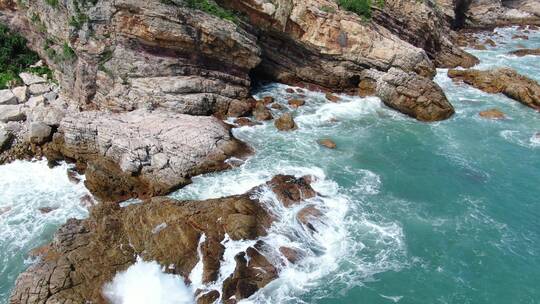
{"left": 45, "top": 0, "right": 59, "bottom": 8}
{"left": 338, "top": 0, "right": 384, "bottom": 19}
{"left": 160, "top": 0, "right": 238, "bottom": 23}
{"left": 0, "top": 24, "right": 51, "bottom": 89}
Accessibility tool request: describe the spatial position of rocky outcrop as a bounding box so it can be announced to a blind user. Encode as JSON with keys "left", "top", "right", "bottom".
{"left": 448, "top": 68, "right": 540, "bottom": 110}
{"left": 509, "top": 48, "right": 540, "bottom": 56}
{"left": 373, "top": 0, "right": 479, "bottom": 68}
{"left": 362, "top": 68, "right": 455, "bottom": 121}
{"left": 9, "top": 175, "right": 318, "bottom": 304}
{"left": 1, "top": 0, "right": 260, "bottom": 115}
{"left": 48, "top": 109, "right": 249, "bottom": 201}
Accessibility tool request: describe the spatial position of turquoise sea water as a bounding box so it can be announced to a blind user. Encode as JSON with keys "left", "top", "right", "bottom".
{"left": 0, "top": 26, "right": 539, "bottom": 303}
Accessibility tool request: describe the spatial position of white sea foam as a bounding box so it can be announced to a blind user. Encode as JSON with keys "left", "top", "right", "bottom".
{"left": 103, "top": 257, "right": 194, "bottom": 304}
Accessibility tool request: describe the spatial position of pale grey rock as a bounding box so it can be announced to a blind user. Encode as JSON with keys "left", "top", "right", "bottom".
{"left": 11, "top": 86, "right": 28, "bottom": 103}
{"left": 19, "top": 73, "right": 46, "bottom": 86}
{"left": 27, "top": 104, "right": 66, "bottom": 127}
{"left": 28, "top": 83, "right": 51, "bottom": 96}
{"left": 0, "top": 90, "right": 17, "bottom": 105}
{"left": 29, "top": 122, "right": 52, "bottom": 144}
{"left": 53, "top": 109, "right": 246, "bottom": 199}
{"left": 0, "top": 105, "right": 26, "bottom": 123}
{"left": 43, "top": 91, "right": 58, "bottom": 102}
{"left": 26, "top": 96, "right": 45, "bottom": 108}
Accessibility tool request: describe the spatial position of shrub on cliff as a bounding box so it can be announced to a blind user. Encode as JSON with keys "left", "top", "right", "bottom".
{"left": 0, "top": 24, "right": 50, "bottom": 89}
{"left": 338, "top": 0, "right": 384, "bottom": 19}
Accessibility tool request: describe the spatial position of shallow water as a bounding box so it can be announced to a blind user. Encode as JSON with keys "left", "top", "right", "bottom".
{"left": 1, "top": 27, "right": 539, "bottom": 303}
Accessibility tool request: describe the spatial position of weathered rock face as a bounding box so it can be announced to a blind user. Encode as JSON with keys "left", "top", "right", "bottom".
{"left": 362, "top": 68, "right": 455, "bottom": 121}
{"left": 1, "top": 0, "right": 261, "bottom": 115}
{"left": 9, "top": 175, "right": 318, "bottom": 304}
{"left": 373, "top": 0, "right": 479, "bottom": 68}
{"left": 446, "top": 0, "right": 540, "bottom": 28}
{"left": 48, "top": 109, "right": 249, "bottom": 201}
{"left": 448, "top": 68, "right": 540, "bottom": 110}
{"left": 509, "top": 48, "right": 540, "bottom": 56}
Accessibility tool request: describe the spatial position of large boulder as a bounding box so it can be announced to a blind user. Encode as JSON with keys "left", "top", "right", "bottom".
{"left": 363, "top": 68, "right": 455, "bottom": 121}
{"left": 49, "top": 109, "right": 249, "bottom": 201}
{"left": 448, "top": 68, "right": 540, "bottom": 110}
{"left": 10, "top": 176, "right": 318, "bottom": 304}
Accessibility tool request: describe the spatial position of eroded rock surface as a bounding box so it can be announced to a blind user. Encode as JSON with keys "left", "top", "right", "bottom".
{"left": 9, "top": 175, "right": 319, "bottom": 304}
{"left": 448, "top": 68, "right": 540, "bottom": 110}
{"left": 49, "top": 109, "right": 248, "bottom": 201}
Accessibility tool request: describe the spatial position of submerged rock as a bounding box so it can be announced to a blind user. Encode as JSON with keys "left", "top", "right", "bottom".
{"left": 509, "top": 48, "right": 540, "bottom": 57}
{"left": 318, "top": 138, "right": 337, "bottom": 149}
{"left": 448, "top": 68, "right": 540, "bottom": 110}
{"left": 253, "top": 102, "right": 273, "bottom": 121}
{"left": 274, "top": 113, "right": 297, "bottom": 131}
{"left": 288, "top": 99, "right": 306, "bottom": 108}
{"left": 10, "top": 176, "right": 318, "bottom": 304}
{"left": 479, "top": 109, "right": 506, "bottom": 119}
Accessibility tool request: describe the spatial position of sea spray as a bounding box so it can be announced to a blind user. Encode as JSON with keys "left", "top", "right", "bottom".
{"left": 103, "top": 257, "right": 194, "bottom": 304}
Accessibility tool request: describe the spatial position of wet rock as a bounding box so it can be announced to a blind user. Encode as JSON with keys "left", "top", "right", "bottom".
{"left": 484, "top": 38, "right": 497, "bottom": 47}
{"left": 234, "top": 117, "right": 259, "bottom": 127}
{"left": 9, "top": 176, "right": 313, "bottom": 304}
{"left": 38, "top": 207, "right": 57, "bottom": 214}
{"left": 0, "top": 105, "right": 26, "bottom": 122}
{"left": 11, "top": 86, "right": 27, "bottom": 103}
{"left": 197, "top": 290, "right": 220, "bottom": 304}
{"left": 325, "top": 93, "right": 341, "bottom": 103}
{"left": 271, "top": 103, "right": 283, "bottom": 110}
{"left": 509, "top": 48, "right": 540, "bottom": 57}
{"left": 512, "top": 34, "right": 529, "bottom": 40}
{"left": 267, "top": 175, "right": 317, "bottom": 207}
{"left": 285, "top": 88, "right": 295, "bottom": 94}
{"left": 226, "top": 99, "right": 253, "bottom": 118}
{"left": 262, "top": 96, "right": 274, "bottom": 105}
{"left": 29, "top": 122, "right": 52, "bottom": 144}
{"left": 274, "top": 113, "right": 297, "bottom": 131}
{"left": 253, "top": 102, "right": 273, "bottom": 121}
{"left": 358, "top": 79, "right": 377, "bottom": 97}
{"left": 479, "top": 109, "right": 506, "bottom": 119}
{"left": 363, "top": 68, "right": 455, "bottom": 121}
{"left": 297, "top": 205, "right": 324, "bottom": 232}
{"left": 288, "top": 99, "right": 305, "bottom": 108}
{"left": 472, "top": 44, "right": 488, "bottom": 50}
{"left": 0, "top": 89, "right": 17, "bottom": 105}
{"left": 318, "top": 138, "right": 337, "bottom": 149}
{"left": 279, "top": 247, "right": 303, "bottom": 264}
{"left": 18, "top": 73, "right": 46, "bottom": 86}
{"left": 448, "top": 68, "right": 540, "bottom": 110}
{"left": 67, "top": 169, "right": 81, "bottom": 184}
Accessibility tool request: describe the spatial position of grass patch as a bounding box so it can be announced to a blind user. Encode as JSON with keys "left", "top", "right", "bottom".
{"left": 338, "top": 0, "right": 384, "bottom": 19}
{"left": 183, "top": 0, "right": 238, "bottom": 23}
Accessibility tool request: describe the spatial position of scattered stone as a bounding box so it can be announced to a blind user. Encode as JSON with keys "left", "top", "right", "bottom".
{"left": 318, "top": 138, "right": 337, "bottom": 149}
{"left": 0, "top": 89, "right": 17, "bottom": 105}
{"left": 479, "top": 109, "right": 506, "bottom": 119}
{"left": 197, "top": 290, "right": 220, "bottom": 304}
{"left": 325, "top": 92, "right": 341, "bottom": 102}
{"left": 472, "top": 44, "right": 487, "bottom": 50}
{"left": 448, "top": 68, "right": 540, "bottom": 110}
{"left": 296, "top": 88, "right": 304, "bottom": 93}
{"left": 28, "top": 83, "right": 51, "bottom": 96}
{"left": 29, "top": 122, "right": 52, "bottom": 144}
{"left": 226, "top": 99, "right": 253, "bottom": 117}
{"left": 512, "top": 34, "right": 529, "bottom": 40}
{"left": 26, "top": 95, "right": 45, "bottom": 108}
{"left": 484, "top": 38, "right": 496, "bottom": 47}
{"left": 253, "top": 102, "right": 273, "bottom": 121}
{"left": 288, "top": 99, "right": 305, "bottom": 108}
{"left": 0, "top": 105, "right": 26, "bottom": 122}
{"left": 271, "top": 103, "right": 283, "bottom": 110}
{"left": 234, "top": 117, "right": 259, "bottom": 127}
{"left": 262, "top": 96, "right": 274, "bottom": 105}
{"left": 509, "top": 48, "right": 540, "bottom": 57}
{"left": 11, "top": 86, "right": 28, "bottom": 103}
{"left": 18, "top": 73, "right": 46, "bottom": 86}
{"left": 38, "top": 207, "right": 57, "bottom": 214}
{"left": 285, "top": 88, "right": 295, "bottom": 93}
{"left": 274, "top": 112, "right": 297, "bottom": 131}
